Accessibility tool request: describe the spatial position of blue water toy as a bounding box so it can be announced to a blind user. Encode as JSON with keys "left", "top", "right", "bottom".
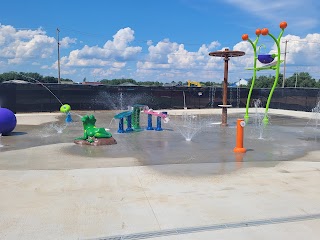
{"left": 142, "top": 108, "right": 170, "bottom": 131}
{"left": 60, "top": 104, "right": 73, "bottom": 123}
{"left": 114, "top": 111, "right": 133, "bottom": 133}
{"left": 155, "top": 112, "right": 168, "bottom": 131}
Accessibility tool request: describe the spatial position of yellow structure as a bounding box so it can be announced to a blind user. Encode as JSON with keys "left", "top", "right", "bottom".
{"left": 187, "top": 80, "right": 201, "bottom": 87}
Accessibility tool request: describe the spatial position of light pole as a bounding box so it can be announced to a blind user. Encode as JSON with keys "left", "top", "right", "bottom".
{"left": 282, "top": 40, "right": 288, "bottom": 88}
{"left": 56, "top": 28, "right": 61, "bottom": 84}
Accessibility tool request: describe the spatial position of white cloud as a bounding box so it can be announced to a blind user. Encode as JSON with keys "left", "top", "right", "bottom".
{"left": 1, "top": 23, "right": 320, "bottom": 82}
{"left": 0, "top": 24, "right": 76, "bottom": 69}
{"left": 91, "top": 64, "right": 125, "bottom": 77}
{"left": 60, "top": 37, "right": 77, "bottom": 48}
{"left": 0, "top": 24, "right": 56, "bottom": 64}
{"left": 225, "top": 0, "right": 319, "bottom": 31}
{"left": 230, "top": 33, "right": 320, "bottom": 79}
{"left": 279, "top": 34, "right": 320, "bottom": 65}
{"left": 232, "top": 41, "right": 255, "bottom": 67}
{"left": 59, "top": 27, "right": 142, "bottom": 70}
{"left": 136, "top": 39, "right": 222, "bottom": 81}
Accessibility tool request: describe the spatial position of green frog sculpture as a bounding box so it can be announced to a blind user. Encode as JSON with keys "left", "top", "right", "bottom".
{"left": 75, "top": 114, "right": 116, "bottom": 145}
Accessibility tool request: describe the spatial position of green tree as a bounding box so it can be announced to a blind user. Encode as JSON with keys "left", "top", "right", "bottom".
{"left": 0, "top": 71, "right": 19, "bottom": 82}
{"left": 283, "top": 72, "right": 318, "bottom": 88}
{"left": 248, "top": 74, "right": 283, "bottom": 88}
{"left": 43, "top": 76, "right": 57, "bottom": 83}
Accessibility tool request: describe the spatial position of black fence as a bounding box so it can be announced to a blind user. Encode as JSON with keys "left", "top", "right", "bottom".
{"left": 0, "top": 83, "right": 319, "bottom": 113}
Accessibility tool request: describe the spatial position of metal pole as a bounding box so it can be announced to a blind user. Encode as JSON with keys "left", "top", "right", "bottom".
{"left": 57, "top": 28, "right": 61, "bottom": 84}
{"left": 282, "top": 40, "right": 288, "bottom": 88}
{"left": 295, "top": 71, "right": 298, "bottom": 88}
{"left": 222, "top": 52, "right": 229, "bottom": 126}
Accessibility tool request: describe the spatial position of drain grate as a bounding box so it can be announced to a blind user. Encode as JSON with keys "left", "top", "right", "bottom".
{"left": 92, "top": 213, "right": 320, "bottom": 240}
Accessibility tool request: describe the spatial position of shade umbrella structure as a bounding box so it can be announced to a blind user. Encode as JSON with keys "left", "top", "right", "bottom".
{"left": 209, "top": 49, "right": 245, "bottom": 126}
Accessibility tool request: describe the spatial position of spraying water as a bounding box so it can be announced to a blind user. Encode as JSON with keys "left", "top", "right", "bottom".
{"left": 169, "top": 113, "right": 210, "bottom": 141}
{"left": 305, "top": 93, "right": 320, "bottom": 140}
{"left": 183, "top": 91, "right": 187, "bottom": 109}
{"left": 252, "top": 99, "right": 265, "bottom": 139}
{"left": 72, "top": 112, "right": 83, "bottom": 119}
{"left": 312, "top": 97, "right": 320, "bottom": 130}
{"left": 0, "top": 133, "right": 4, "bottom": 147}
{"left": 208, "top": 86, "right": 216, "bottom": 108}
{"left": 229, "top": 87, "right": 233, "bottom": 107}
{"left": 49, "top": 123, "right": 67, "bottom": 134}
{"left": 17, "top": 73, "right": 64, "bottom": 106}
{"left": 119, "top": 92, "right": 124, "bottom": 110}
{"left": 236, "top": 85, "right": 241, "bottom": 108}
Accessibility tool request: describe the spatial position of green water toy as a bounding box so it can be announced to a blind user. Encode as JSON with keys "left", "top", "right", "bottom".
{"left": 75, "top": 114, "right": 112, "bottom": 143}
{"left": 60, "top": 104, "right": 72, "bottom": 123}
{"left": 60, "top": 104, "right": 71, "bottom": 113}
{"left": 242, "top": 21, "right": 287, "bottom": 126}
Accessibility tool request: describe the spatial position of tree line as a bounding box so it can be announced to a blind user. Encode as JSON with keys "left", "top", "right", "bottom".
{"left": 0, "top": 71, "right": 73, "bottom": 84}
{"left": 0, "top": 71, "right": 319, "bottom": 88}
{"left": 247, "top": 72, "right": 320, "bottom": 88}
{"left": 99, "top": 78, "right": 163, "bottom": 86}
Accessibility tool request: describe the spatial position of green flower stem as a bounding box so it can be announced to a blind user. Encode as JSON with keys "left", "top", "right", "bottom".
{"left": 244, "top": 36, "right": 259, "bottom": 123}
{"left": 263, "top": 30, "right": 284, "bottom": 126}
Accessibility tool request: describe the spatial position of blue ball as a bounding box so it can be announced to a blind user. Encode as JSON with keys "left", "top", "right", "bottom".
{"left": 0, "top": 108, "right": 17, "bottom": 135}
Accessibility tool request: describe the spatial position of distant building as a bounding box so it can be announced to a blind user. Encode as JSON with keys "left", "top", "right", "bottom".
{"left": 60, "top": 80, "right": 74, "bottom": 84}
{"left": 163, "top": 82, "right": 179, "bottom": 87}
{"left": 81, "top": 81, "right": 103, "bottom": 85}
{"left": 118, "top": 82, "right": 138, "bottom": 86}
{"left": 230, "top": 78, "right": 248, "bottom": 87}
{"left": 2, "top": 79, "right": 31, "bottom": 84}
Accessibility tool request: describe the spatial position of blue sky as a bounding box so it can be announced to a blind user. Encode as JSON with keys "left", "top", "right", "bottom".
{"left": 1, "top": 0, "right": 320, "bottom": 83}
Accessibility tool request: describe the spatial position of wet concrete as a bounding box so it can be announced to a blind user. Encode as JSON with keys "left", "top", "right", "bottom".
{"left": 0, "top": 110, "right": 319, "bottom": 171}
{"left": 0, "top": 110, "right": 320, "bottom": 239}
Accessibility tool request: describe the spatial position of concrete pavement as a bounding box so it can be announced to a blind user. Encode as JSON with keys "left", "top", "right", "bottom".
{"left": 0, "top": 160, "right": 320, "bottom": 239}
{"left": 0, "top": 109, "right": 319, "bottom": 239}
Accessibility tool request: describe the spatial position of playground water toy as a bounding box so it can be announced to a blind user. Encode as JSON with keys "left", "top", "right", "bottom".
{"left": 209, "top": 49, "right": 245, "bottom": 126}
{"left": 142, "top": 109, "right": 169, "bottom": 122}
{"left": 74, "top": 114, "right": 116, "bottom": 145}
{"left": 131, "top": 104, "right": 146, "bottom": 129}
{"left": 0, "top": 107, "right": 17, "bottom": 135}
{"left": 242, "top": 21, "right": 288, "bottom": 126}
{"left": 113, "top": 104, "right": 148, "bottom": 133}
{"left": 60, "top": 104, "right": 73, "bottom": 123}
{"left": 234, "top": 119, "right": 246, "bottom": 153}
{"left": 114, "top": 110, "right": 133, "bottom": 133}
{"left": 60, "top": 104, "right": 71, "bottom": 113}
{"left": 113, "top": 105, "right": 170, "bottom": 133}
{"left": 142, "top": 108, "right": 170, "bottom": 131}
{"left": 258, "top": 53, "right": 275, "bottom": 64}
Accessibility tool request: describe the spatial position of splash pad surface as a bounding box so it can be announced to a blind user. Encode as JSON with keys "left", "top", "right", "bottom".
{"left": 0, "top": 109, "right": 319, "bottom": 171}
{"left": 0, "top": 108, "right": 320, "bottom": 239}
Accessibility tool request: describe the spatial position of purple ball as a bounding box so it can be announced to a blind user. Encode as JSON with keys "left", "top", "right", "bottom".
{"left": 0, "top": 108, "right": 17, "bottom": 135}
